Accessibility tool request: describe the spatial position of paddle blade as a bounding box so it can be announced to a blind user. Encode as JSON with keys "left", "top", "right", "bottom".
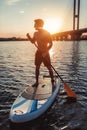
{"left": 63, "top": 82, "right": 77, "bottom": 99}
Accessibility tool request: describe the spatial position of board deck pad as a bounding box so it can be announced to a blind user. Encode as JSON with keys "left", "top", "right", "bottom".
{"left": 21, "top": 78, "right": 53, "bottom": 100}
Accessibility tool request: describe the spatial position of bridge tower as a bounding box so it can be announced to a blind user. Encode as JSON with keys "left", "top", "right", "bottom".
{"left": 73, "top": 0, "right": 80, "bottom": 30}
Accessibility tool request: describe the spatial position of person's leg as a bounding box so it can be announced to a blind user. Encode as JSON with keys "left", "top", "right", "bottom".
{"left": 33, "top": 51, "right": 42, "bottom": 87}
{"left": 46, "top": 66, "right": 54, "bottom": 83}
{"left": 43, "top": 53, "right": 54, "bottom": 85}
{"left": 32, "top": 65, "right": 40, "bottom": 87}
{"left": 35, "top": 65, "right": 40, "bottom": 84}
{"left": 46, "top": 66, "right": 55, "bottom": 91}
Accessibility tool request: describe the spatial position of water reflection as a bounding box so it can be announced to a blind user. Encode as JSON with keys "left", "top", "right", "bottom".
{"left": 67, "top": 41, "right": 80, "bottom": 85}
{"left": 0, "top": 41, "right": 87, "bottom": 130}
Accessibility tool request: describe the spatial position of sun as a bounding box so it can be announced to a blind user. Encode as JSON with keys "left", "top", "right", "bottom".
{"left": 44, "top": 18, "right": 62, "bottom": 34}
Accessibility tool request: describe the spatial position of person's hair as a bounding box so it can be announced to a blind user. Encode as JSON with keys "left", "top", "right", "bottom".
{"left": 34, "top": 19, "right": 44, "bottom": 27}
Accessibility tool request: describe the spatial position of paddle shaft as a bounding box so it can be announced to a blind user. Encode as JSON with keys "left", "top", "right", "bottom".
{"left": 33, "top": 43, "right": 77, "bottom": 98}
{"left": 34, "top": 43, "right": 65, "bottom": 81}
{"left": 34, "top": 43, "right": 60, "bottom": 76}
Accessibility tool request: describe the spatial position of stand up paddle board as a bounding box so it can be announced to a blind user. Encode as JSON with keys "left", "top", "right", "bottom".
{"left": 9, "top": 76, "right": 60, "bottom": 123}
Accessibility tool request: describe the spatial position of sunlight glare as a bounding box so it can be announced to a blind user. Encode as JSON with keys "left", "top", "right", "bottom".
{"left": 44, "top": 18, "right": 62, "bottom": 34}
{"left": 49, "top": 48, "right": 54, "bottom": 58}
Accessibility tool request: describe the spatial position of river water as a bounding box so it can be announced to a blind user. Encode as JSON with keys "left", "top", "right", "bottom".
{"left": 0, "top": 41, "right": 87, "bottom": 130}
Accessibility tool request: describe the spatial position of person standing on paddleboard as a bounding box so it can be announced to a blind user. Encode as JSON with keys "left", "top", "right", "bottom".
{"left": 26, "top": 19, "right": 54, "bottom": 87}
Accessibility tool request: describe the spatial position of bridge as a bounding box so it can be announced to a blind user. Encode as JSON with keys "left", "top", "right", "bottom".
{"left": 52, "top": 0, "right": 87, "bottom": 41}
{"left": 52, "top": 28, "right": 87, "bottom": 41}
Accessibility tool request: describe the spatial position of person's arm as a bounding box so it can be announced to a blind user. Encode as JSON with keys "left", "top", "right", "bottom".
{"left": 42, "top": 41, "right": 53, "bottom": 58}
{"left": 26, "top": 33, "right": 35, "bottom": 43}
{"left": 47, "top": 32, "right": 53, "bottom": 51}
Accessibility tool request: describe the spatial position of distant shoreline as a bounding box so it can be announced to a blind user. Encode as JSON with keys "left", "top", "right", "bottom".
{"left": 0, "top": 37, "right": 87, "bottom": 41}
{"left": 0, "top": 37, "right": 27, "bottom": 41}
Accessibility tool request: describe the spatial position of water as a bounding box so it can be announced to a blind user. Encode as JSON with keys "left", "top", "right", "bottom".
{"left": 0, "top": 41, "right": 87, "bottom": 130}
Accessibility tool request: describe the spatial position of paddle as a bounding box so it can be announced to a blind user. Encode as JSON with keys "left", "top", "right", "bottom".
{"left": 27, "top": 34, "right": 77, "bottom": 99}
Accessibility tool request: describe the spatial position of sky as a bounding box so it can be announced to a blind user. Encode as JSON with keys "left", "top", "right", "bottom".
{"left": 0, "top": 0, "right": 87, "bottom": 38}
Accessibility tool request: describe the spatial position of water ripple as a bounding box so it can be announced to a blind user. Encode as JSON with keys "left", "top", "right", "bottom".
{"left": 0, "top": 41, "right": 87, "bottom": 130}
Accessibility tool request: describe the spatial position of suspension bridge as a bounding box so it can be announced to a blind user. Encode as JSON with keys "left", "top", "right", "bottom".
{"left": 52, "top": 0, "right": 87, "bottom": 41}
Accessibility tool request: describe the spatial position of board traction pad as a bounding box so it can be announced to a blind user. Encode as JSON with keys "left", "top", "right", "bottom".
{"left": 21, "top": 78, "right": 53, "bottom": 100}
